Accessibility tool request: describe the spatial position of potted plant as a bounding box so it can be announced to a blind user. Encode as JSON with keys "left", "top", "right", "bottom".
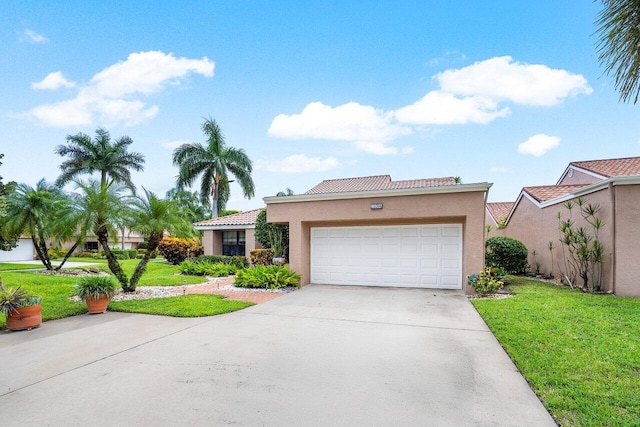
{"left": 73, "top": 276, "right": 117, "bottom": 314}
{"left": 0, "top": 286, "right": 43, "bottom": 331}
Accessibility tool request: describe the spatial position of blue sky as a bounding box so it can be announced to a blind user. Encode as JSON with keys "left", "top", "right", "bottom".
{"left": 1, "top": 1, "right": 638, "bottom": 211}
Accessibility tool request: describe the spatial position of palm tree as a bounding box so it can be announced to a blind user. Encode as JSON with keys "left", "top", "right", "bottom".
{"left": 55, "top": 129, "right": 145, "bottom": 288}
{"left": 4, "top": 180, "right": 65, "bottom": 270}
{"left": 127, "top": 188, "right": 194, "bottom": 289}
{"left": 595, "top": 0, "right": 640, "bottom": 103}
{"left": 276, "top": 188, "right": 294, "bottom": 196}
{"left": 173, "top": 118, "right": 255, "bottom": 219}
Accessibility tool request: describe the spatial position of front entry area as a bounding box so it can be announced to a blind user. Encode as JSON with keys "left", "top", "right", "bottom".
{"left": 310, "top": 224, "right": 463, "bottom": 289}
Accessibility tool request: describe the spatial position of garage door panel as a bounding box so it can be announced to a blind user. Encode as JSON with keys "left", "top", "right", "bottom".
{"left": 311, "top": 224, "right": 462, "bottom": 289}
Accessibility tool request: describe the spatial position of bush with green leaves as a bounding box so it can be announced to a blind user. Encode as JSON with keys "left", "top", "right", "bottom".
{"left": 195, "top": 255, "right": 247, "bottom": 269}
{"left": 467, "top": 268, "right": 504, "bottom": 294}
{"left": 234, "top": 265, "right": 301, "bottom": 289}
{"left": 254, "top": 209, "right": 288, "bottom": 258}
{"left": 179, "top": 260, "right": 237, "bottom": 277}
{"left": 485, "top": 236, "right": 528, "bottom": 274}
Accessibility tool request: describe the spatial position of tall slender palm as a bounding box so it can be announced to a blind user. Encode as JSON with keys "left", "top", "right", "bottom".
{"left": 127, "top": 188, "right": 194, "bottom": 289}
{"left": 55, "top": 129, "right": 145, "bottom": 288}
{"left": 173, "top": 118, "right": 255, "bottom": 219}
{"left": 595, "top": 0, "right": 640, "bottom": 103}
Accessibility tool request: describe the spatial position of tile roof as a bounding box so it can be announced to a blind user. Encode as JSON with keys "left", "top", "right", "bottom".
{"left": 570, "top": 156, "right": 640, "bottom": 178}
{"left": 193, "top": 208, "right": 264, "bottom": 227}
{"left": 305, "top": 175, "right": 457, "bottom": 194}
{"left": 486, "top": 202, "right": 514, "bottom": 222}
{"left": 523, "top": 185, "right": 588, "bottom": 203}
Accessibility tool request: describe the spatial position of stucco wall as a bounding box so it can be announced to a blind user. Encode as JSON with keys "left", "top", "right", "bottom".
{"left": 201, "top": 228, "right": 260, "bottom": 259}
{"left": 611, "top": 185, "right": 640, "bottom": 296}
{"left": 500, "top": 189, "right": 614, "bottom": 292}
{"left": 558, "top": 169, "right": 602, "bottom": 185}
{"left": 267, "top": 191, "right": 487, "bottom": 293}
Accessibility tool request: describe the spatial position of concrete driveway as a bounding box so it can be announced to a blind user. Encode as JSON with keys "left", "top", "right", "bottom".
{"left": 0, "top": 285, "right": 555, "bottom": 426}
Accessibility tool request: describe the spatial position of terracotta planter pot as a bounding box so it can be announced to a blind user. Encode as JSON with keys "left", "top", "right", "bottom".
{"left": 85, "top": 295, "right": 110, "bottom": 314}
{"left": 6, "top": 304, "right": 42, "bottom": 331}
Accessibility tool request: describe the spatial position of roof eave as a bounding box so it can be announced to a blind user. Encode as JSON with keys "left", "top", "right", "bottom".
{"left": 194, "top": 224, "right": 256, "bottom": 231}
{"left": 264, "top": 182, "right": 493, "bottom": 204}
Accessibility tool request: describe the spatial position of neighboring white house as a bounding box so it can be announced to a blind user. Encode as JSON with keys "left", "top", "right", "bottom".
{"left": 0, "top": 238, "right": 35, "bottom": 262}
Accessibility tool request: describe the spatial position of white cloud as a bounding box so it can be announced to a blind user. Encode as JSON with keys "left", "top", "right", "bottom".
{"left": 161, "top": 140, "right": 191, "bottom": 149}
{"left": 401, "top": 146, "right": 414, "bottom": 154}
{"left": 394, "top": 91, "right": 510, "bottom": 125}
{"left": 256, "top": 154, "right": 339, "bottom": 173}
{"left": 31, "top": 71, "right": 76, "bottom": 90}
{"left": 22, "top": 29, "right": 48, "bottom": 44}
{"left": 268, "top": 101, "right": 411, "bottom": 155}
{"left": 436, "top": 56, "right": 593, "bottom": 106}
{"left": 518, "top": 134, "right": 560, "bottom": 157}
{"left": 27, "top": 51, "right": 215, "bottom": 127}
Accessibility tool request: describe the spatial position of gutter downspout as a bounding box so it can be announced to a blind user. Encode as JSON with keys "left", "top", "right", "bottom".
{"left": 609, "top": 182, "right": 616, "bottom": 294}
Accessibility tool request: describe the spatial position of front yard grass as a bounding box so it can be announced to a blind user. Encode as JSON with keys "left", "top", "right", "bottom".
{"left": 472, "top": 276, "right": 640, "bottom": 426}
{"left": 0, "top": 260, "right": 236, "bottom": 329}
{"left": 109, "top": 294, "right": 253, "bottom": 317}
{"left": 0, "top": 262, "right": 43, "bottom": 271}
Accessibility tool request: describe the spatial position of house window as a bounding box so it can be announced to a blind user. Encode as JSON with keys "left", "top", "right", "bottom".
{"left": 84, "top": 241, "right": 99, "bottom": 251}
{"left": 222, "top": 231, "right": 245, "bottom": 256}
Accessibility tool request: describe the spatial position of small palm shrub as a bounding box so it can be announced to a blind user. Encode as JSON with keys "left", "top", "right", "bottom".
{"left": 234, "top": 265, "right": 301, "bottom": 289}
{"left": 73, "top": 276, "right": 118, "bottom": 300}
{"left": 485, "top": 236, "right": 528, "bottom": 274}
{"left": 179, "top": 261, "right": 237, "bottom": 277}
{"left": 0, "top": 287, "right": 42, "bottom": 316}
{"left": 467, "top": 268, "right": 504, "bottom": 295}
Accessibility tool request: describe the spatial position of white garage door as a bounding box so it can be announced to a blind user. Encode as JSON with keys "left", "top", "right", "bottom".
{"left": 311, "top": 224, "right": 462, "bottom": 289}
{"left": 0, "top": 238, "right": 34, "bottom": 262}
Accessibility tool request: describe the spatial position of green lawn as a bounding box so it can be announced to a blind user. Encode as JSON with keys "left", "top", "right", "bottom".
{"left": 472, "top": 276, "right": 640, "bottom": 426}
{"left": 0, "top": 262, "right": 42, "bottom": 271}
{"left": 0, "top": 260, "right": 236, "bottom": 329}
{"left": 109, "top": 294, "right": 252, "bottom": 317}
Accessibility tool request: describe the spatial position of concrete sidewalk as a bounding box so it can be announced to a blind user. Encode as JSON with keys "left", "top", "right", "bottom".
{"left": 0, "top": 285, "right": 555, "bottom": 426}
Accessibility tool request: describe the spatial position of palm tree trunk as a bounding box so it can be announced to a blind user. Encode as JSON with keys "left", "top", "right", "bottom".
{"left": 55, "top": 240, "right": 79, "bottom": 271}
{"left": 32, "top": 235, "right": 52, "bottom": 270}
{"left": 211, "top": 197, "right": 218, "bottom": 219}
{"left": 96, "top": 221, "right": 129, "bottom": 290}
{"left": 129, "top": 232, "right": 162, "bottom": 289}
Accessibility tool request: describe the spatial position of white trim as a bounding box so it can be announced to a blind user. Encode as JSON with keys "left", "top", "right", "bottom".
{"left": 264, "top": 182, "right": 492, "bottom": 204}
{"left": 194, "top": 224, "right": 256, "bottom": 231}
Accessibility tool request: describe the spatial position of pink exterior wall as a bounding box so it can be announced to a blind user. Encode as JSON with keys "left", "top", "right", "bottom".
{"left": 267, "top": 191, "right": 487, "bottom": 293}
{"left": 611, "top": 185, "right": 640, "bottom": 296}
{"left": 500, "top": 189, "right": 615, "bottom": 293}
{"left": 201, "top": 228, "right": 260, "bottom": 259}
{"left": 558, "top": 169, "right": 603, "bottom": 185}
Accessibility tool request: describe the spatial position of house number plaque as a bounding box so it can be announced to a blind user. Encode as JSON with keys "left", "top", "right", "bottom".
{"left": 370, "top": 203, "right": 383, "bottom": 210}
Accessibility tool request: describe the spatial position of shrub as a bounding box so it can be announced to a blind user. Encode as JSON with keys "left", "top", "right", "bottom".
{"left": 179, "top": 260, "right": 237, "bottom": 277}
{"left": 485, "top": 236, "right": 528, "bottom": 274}
{"left": 234, "top": 265, "right": 301, "bottom": 289}
{"left": 73, "top": 276, "right": 118, "bottom": 300}
{"left": 467, "top": 268, "right": 504, "bottom": 294}
{"left": 127, "top": 249, "right": 137, "bottom": 259}
{"left": 138, "top": 241, "right": 148, "bottom": 250}
{"left": 254, "top": 209, "right": 288, "bottom": 257}
{"left": 157, "top": 237, "right": 203, "bottom": 265}
{"left": 195, "top": 255, "right": 247, "bottom": 269}
{"left": 250, "top": 248, "right": 274, "bottom": 266}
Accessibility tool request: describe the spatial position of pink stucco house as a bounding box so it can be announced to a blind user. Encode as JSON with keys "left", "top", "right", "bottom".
{"left": 194, "top": 208, "right": 263, "bottom": 258}
{"left": 265, "top": 175, "right": 492, "bottom": 294}
{"left": 487, "top": 156, "right": 640, "bottom": 297}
